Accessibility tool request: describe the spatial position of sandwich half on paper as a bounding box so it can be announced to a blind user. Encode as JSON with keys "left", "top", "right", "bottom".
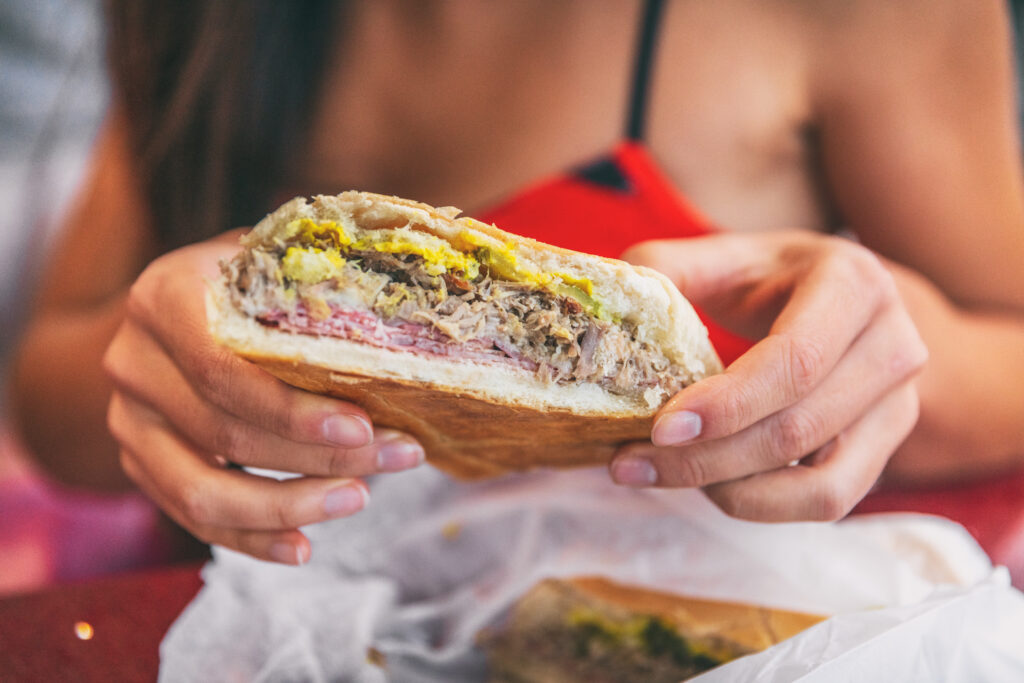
{"left": 210, "top": 191, "right": 721, "bottom": 478}
{"left": 480, "top": 577, "right": 824, "bottom": 682}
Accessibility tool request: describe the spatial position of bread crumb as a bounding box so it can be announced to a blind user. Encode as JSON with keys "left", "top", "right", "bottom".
{"left": 643, "top": 386, "right": 666, "bottom": 410}
{"left": 442, "top": 521, "right": 463, "bottom": 540}
{"left": 366, "top": 646, "right": 387, "bottom": 668}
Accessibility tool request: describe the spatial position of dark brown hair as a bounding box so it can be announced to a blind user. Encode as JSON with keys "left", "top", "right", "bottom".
{"left": 106, "top": 1, "right": 342, "bottom": 250}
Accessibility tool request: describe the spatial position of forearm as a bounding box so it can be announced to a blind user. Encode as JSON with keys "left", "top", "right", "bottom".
{"left": 885, "top": 264, "right": 1024, "bottom": 484}
{"left": 9, "top": 296, "right": 130, "bottom": 491}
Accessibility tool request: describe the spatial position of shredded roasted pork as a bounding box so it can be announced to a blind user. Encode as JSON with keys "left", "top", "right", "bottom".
{"left": 223, "top": 243, "right": 690, "bottom": 399}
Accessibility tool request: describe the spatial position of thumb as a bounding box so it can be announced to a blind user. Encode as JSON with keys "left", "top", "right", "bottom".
{"left": 620, "top": 234, "right": 766, "bottom": 304}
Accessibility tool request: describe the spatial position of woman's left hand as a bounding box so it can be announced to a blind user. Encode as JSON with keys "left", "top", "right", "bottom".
{"left": 610, "top": 231, "right": 929, "bottom": 522}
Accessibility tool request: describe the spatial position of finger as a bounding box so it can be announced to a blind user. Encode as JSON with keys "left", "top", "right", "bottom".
{"left": 614, "top": 304, "right": 927, "bottom": 487}
{"left": 109, "top": 392, "right": 370, "bottom": 531}
{"left": 621, "top": 233, "right": 770, "bottom": 303}
{"left": 214, "top": 227, "right": 249, "bottom": 245}
{"left": 107, "top": 320, "right": 423, "bottom": 475}
{"left": 120, "top": 450, "right": 312, "bottom": 565}
{"left": 651, "top": 242, "right": 898, "bottom": 446}
{"left": 122, "top": 254, "right": 375, "bottom": 449}
{"left": 702, "top": 381, "right": 920, "bottom": 522}
{"left": 109, "top": 314, "right": 374, "bottom": 449}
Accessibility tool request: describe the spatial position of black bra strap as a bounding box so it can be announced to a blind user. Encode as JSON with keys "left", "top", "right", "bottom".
{"left": 626, "top": 0, "right": 668, "bottom": 141}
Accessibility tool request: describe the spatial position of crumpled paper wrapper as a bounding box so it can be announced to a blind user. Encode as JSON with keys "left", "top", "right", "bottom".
{"left": 160, "top": 467, "right": 1024, "bottom": 682}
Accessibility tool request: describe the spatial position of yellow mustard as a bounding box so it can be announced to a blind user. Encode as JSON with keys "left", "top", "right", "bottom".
{"left": 282, "top": 220, "right": 605, "bottom": 317}
{"left": 459, "top": 230, "right": 595, "bottom": 294}
{"left": 285, "top": 218, "right": 352, "bottom": 247}
{"left": 281, "top": 245, "right": 347, "bottom": 284}
{"left": 353, "top": 235, "right": 481, "bottom": 280}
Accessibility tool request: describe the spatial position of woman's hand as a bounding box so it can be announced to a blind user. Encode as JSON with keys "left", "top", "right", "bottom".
{"left": 610, "top": 232, "right": 928, "bottom": 522}
{"left": 103, "top": 232, "right": 425, "bottom": 564}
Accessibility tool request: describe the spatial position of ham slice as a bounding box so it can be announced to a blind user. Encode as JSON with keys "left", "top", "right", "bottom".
{"left": 259, "top": 305, "right": 540, "bottom": 372}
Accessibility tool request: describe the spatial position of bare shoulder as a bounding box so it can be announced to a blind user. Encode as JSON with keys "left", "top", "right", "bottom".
{"left": 36, "top": 109, "right": 159, "bottom": 311}
{"left": 796, "top": 0, "right": 1013, "bottom": 98}
{"left": 797, "top": 0, "right": 1007, "bottom": 42}
{"left": 793, "top": 0, "right": 1024, "bottom": 309}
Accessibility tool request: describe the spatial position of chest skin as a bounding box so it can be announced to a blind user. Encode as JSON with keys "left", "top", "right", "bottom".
{"left": 297, "top": 0, "right": 835, "bottom": 236}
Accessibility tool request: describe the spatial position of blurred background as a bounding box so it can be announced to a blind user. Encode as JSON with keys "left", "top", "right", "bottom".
{"left": 0, "top": 0, "right": 167, "bottom": 596}
{"left": 1, "top": 0, "right": 1023, "bottom": 596}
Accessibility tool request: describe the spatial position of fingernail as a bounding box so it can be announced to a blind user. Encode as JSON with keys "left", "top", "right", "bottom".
{"left": 652, "top": 411, "right": 702, "bottom": 446}
{"left": 323, "top": 484, "right": 369, "bottom": 517}
{"left": 377, "top": 437, "right": 425, "bottom": 472}
{"left": 322, "top": 414, "right": 372, "bottom": 447}
{"left": 269, "top": 542, "right": 302, "bottom": 565}
{"left": 611, "top": 458, "right": 658, "bottom": 487}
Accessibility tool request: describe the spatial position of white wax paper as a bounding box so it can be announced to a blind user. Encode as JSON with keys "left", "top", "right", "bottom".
{"left": 159, "top": 467, "right": 1024, "bottom": 682}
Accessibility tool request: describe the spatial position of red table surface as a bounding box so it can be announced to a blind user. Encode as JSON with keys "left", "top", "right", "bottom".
{"left": 0, "top": 564, "right": 202, "bottom": 683}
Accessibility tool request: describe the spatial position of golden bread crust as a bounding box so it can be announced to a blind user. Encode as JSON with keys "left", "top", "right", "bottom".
{"left": 237, "top": 351, "right": 652, "bottom": 479}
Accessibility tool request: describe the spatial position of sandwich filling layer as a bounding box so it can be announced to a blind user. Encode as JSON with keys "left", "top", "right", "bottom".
{"left": 483, "top": 579, "right": 744, "bottom": 683}
{"left": 222, "top": 218, "right": 693, "bottom": 400}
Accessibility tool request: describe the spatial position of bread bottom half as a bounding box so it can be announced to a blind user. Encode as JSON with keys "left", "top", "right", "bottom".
{"left": 211, "top": 293, "right": 655, "bottom": 479}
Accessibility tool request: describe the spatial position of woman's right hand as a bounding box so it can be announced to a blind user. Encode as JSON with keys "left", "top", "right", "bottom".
{"left": 103, "top": 232, "right": 425, "bottom": 564}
